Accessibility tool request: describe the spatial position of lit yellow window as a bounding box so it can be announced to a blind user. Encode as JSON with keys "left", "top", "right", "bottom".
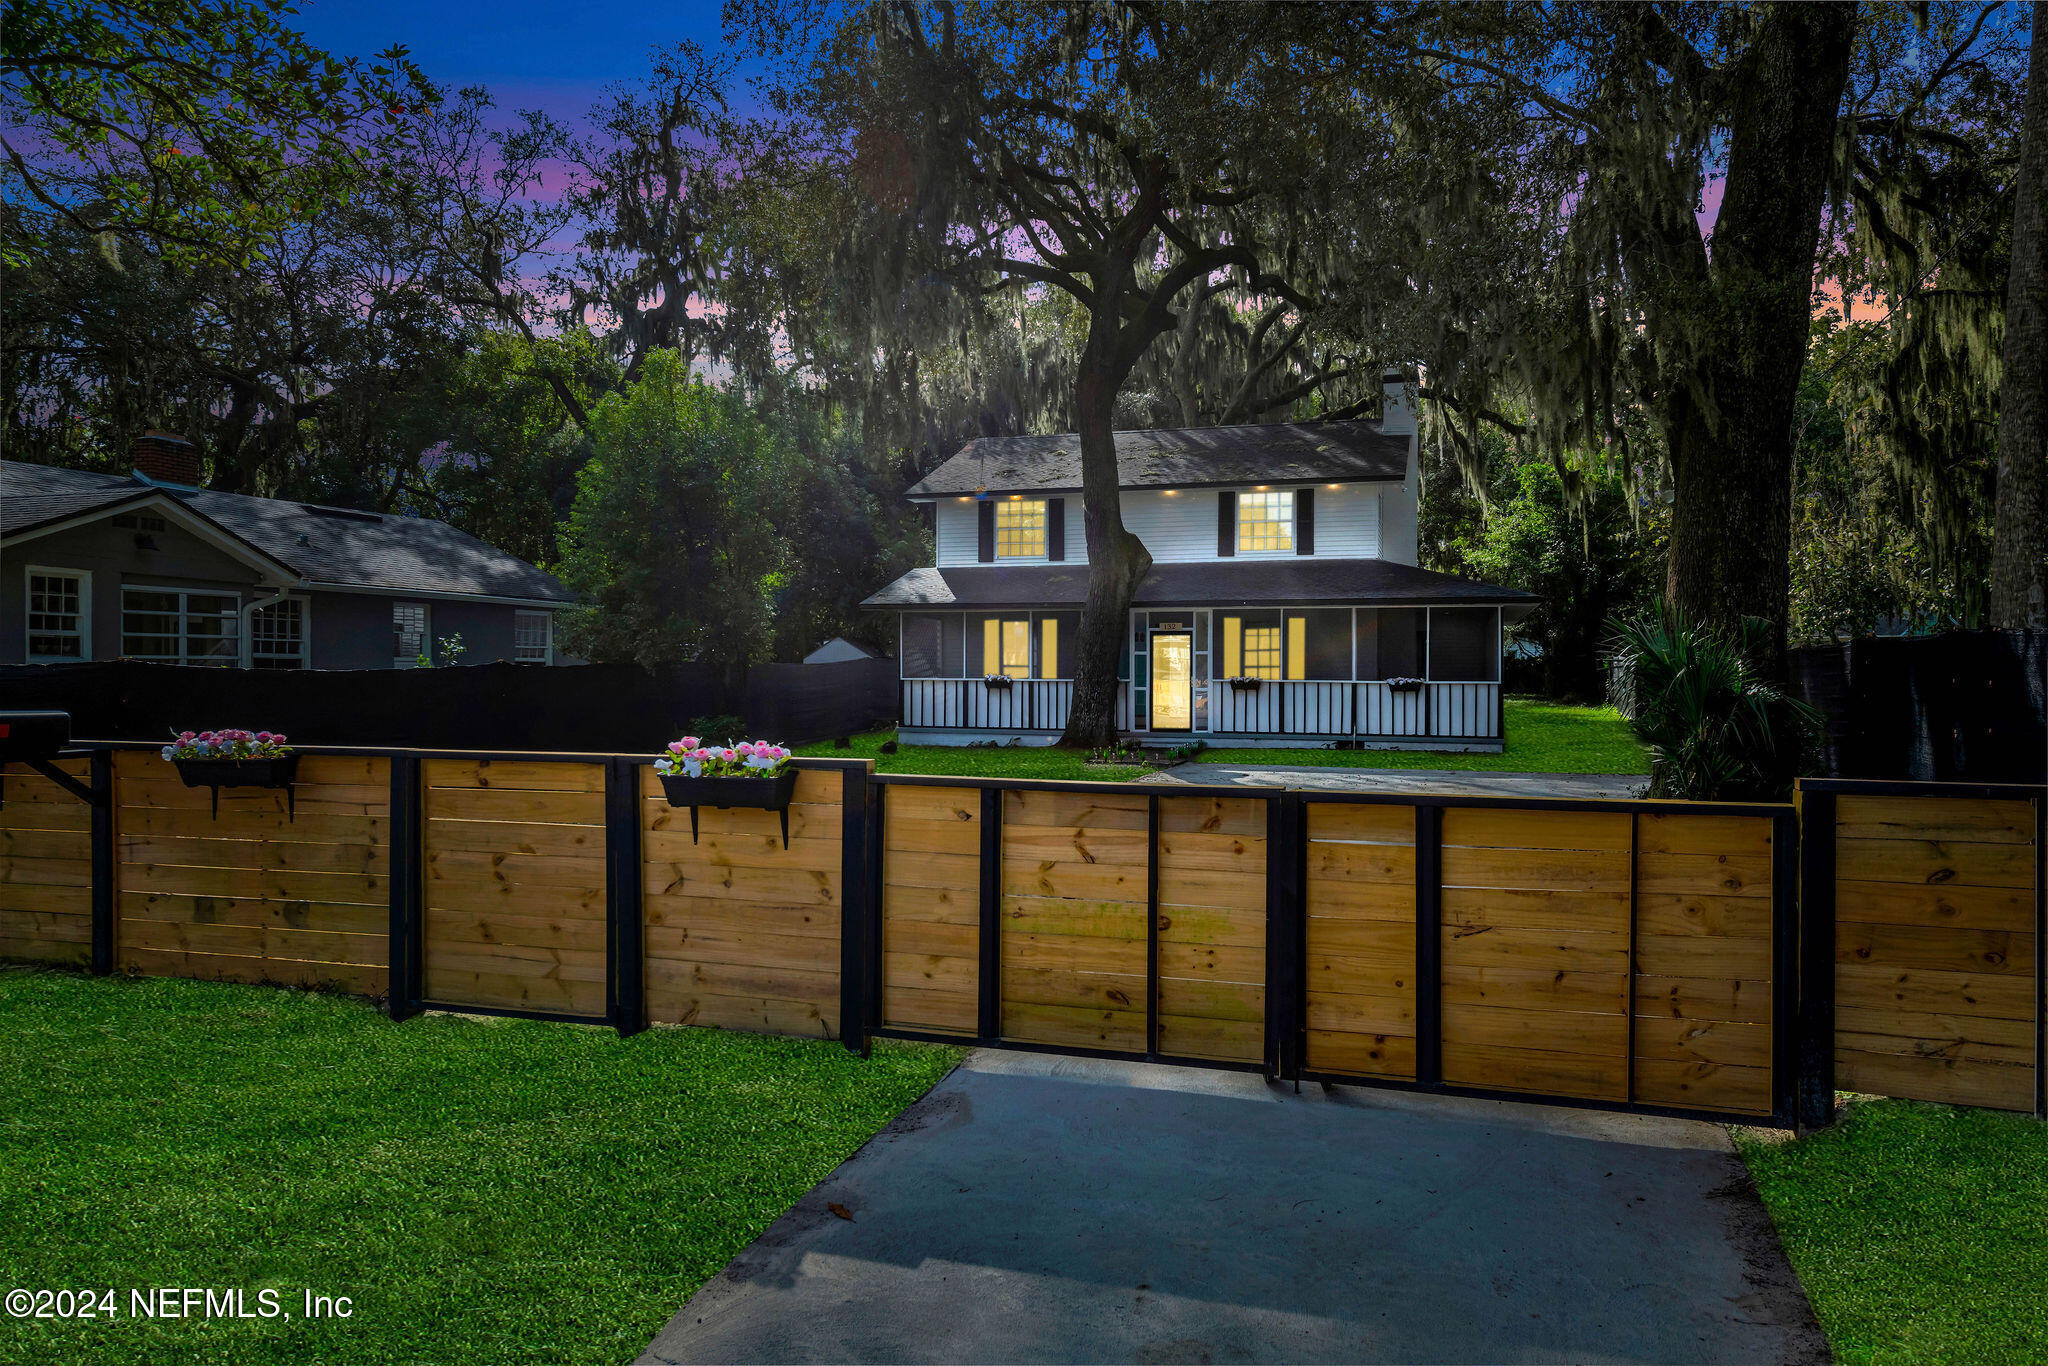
{"left": 983, "top": 618, "right": 1032, "bottom": 677}
{"left": 1237, "top": 490, "right": 1293, "bottom": 553}
{"left": 1223, "top": 616, "right": 1242, "bottom": 677}
{"left": 1040, "top": 617, "right": 1059, "bottom": 678}
{"left": 995, "top": 499, "right": 1047, "bottom": 558}
{"left": 1241, "top": 626, "right": 1282, "bottom": 679}
{"left": 1287, "top": 616, "right": 1306, "bottom": 680}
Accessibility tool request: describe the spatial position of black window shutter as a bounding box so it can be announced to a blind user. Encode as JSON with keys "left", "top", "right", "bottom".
{"left": 977, "top": 501, "right": 995, "bottom": 562}
{"left": 1296, "top": 488, "right": 1315, "bottom": 555}
{"left": 1218, "top": 491, "right": 1237, "bottom": 557}
{"left": 1046, "top": 498, "right": 1065, "bottom": 561}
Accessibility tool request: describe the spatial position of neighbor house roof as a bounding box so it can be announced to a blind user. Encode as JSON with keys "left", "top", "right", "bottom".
{"left": 861, "top": 559, "right": 1537, "bottom": 611}
{"left": 0, "top": 461, "right": 574, "bottom": 604}
{"left": 905, "top": 420, "right": 1411, "bottom": 499}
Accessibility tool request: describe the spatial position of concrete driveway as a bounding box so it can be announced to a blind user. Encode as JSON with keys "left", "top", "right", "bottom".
{"left": 641, "top": 1052, "right": 1825, "bottom": 1366}
{"left": 1141, "top": 764, "right": 1647, "bottom": 799}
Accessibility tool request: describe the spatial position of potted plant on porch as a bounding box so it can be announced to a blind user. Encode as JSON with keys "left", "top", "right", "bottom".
{"left": 653, "top": 737, "right": 800, "bottom": 847}
{"left": 162, "top": 728, "right": 299, "bottom": 817}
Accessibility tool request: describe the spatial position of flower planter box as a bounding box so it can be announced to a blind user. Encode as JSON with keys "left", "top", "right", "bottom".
{"left": 658, "top": 767, "right": 800, "bottom": 848}
{"left": 982, "top": 676, "right": 1014, "bottom": 690}
{"left": 1385, "top": 678, "right": 1426, "bottom": 694}
{"left": 173, "top": 754, "right": 300, "bottom": 820}
{"left": 1226, "top": 677, "right": 1264, "bottom": 694}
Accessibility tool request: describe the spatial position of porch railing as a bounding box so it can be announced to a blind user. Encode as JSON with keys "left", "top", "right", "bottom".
{"left": 901, "top": 677, "right": 1501, "bottom": 741}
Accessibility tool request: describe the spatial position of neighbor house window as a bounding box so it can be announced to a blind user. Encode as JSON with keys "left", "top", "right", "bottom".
{"left": 393, "top": 601, "right": 428, "bottom": 667}
{"left": 120, "top": 586, "right": 238, "bottom": 664}
{"left": 249, "top": 599, "right": 308, "bottom": 669}
{"left": 995, "top": 499, "right": 1047, "bottom": 558}
{"left": 1236, "top": 490, "right": 1294, "bottom": 553}
{"left": 981, "top": 617, "right": 1033, "bottom": 678}
{"left": 513, "top": 610, "right": 553, "bottom": 664}
{"left": 26, "top": 568, "right": 89, "bottom": 661}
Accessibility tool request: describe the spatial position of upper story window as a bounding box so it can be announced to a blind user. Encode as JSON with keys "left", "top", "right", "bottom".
{"left": 1237, "top": 490, "right": 1294, "bottom": 553}
{"left": 995, "top": 499, "right": 1047, "bottom": 558}
{"left": 26, "top": 568, "right": 89, "bottom": 661}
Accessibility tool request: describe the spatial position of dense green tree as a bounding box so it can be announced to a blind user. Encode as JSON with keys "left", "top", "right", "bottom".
{"left": 554, "top": 353, "right": 795, "bottom": 669}
{"left": 1427, "top": 450, "right": 1666, "bottom": 703}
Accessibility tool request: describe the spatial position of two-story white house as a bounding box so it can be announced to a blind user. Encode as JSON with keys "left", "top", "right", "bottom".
{"left": 860, "top": 373, "right": 1537, "bottom": 748}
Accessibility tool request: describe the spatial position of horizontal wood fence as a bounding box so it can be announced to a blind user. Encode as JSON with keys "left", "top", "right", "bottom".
{"left": 1800, "top": 778, "right": 2044, "bottom": 1120}
{"left": 2, "top": 749, "right": 2043, "bottom": 1128}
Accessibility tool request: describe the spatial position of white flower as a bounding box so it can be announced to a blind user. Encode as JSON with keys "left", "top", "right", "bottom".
{"left": 161, "top": 745, "right": 175, "bottom": 760}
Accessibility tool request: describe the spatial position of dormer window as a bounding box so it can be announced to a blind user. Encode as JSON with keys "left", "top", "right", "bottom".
{"left": 1237, "top": 490, "right": 1294, "bottom": 553}
{"left": 995, "top": 498, "right": 1047, "bottom": 558}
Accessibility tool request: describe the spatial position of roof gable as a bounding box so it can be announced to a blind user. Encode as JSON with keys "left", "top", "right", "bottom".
{"left": 906, "top": 419, "right": 1410, "bottom": 499}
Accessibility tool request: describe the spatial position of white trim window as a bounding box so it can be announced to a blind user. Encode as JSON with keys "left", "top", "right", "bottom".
{"left": 513, "top": 610, "right": 553, "bottom": 664}
{"left": 120, "top": 585, "right": 239, "bottom": 664}
{"left": 995, "top": 498, "right": 1048, "bottom": 559}
{"left": 1237, "top": 490, "right": 1295, "bottom": 554}
{"left": 250, "top": 598, "right": 309, "bottom": 670}
{"left": 25, "top": 567, "right": 90, "bottom": 661}
{"left": 392, "top": 601, "right": 429, "bottom": 668}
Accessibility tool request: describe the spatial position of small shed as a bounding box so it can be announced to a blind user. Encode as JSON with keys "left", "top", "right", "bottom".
{"left": 802, "top": 636, "right": 881, "bottom": 665}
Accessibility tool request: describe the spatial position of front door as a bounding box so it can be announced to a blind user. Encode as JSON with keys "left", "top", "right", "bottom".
{"left": 1149, "top": 632, "right": 1193, "bottom": 731}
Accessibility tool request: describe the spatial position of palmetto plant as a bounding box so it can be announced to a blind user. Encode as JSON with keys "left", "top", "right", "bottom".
{"left": 1607, "top": 603, "right": 1821, "bottom": 801}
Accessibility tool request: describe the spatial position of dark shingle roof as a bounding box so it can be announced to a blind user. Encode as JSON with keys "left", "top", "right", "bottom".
{"left": 861, "top": 559, "right": 1537, "bottom": 610}
{"left": 906, "top": 420, "right": 1410, "bottom": 498}
{"left": 1, "top": 461, "right": 572, "bottom": 603}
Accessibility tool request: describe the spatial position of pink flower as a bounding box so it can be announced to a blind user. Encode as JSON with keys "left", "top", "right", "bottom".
{"left": 667, "top": 741, "right": 686, "bottom": 754}
{"left": 679, "top": 736, "right": 700, "bottom": 749}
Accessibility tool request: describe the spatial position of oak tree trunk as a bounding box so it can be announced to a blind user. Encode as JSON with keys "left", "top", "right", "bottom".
{"left": 1061, "top": 316, "right": 1153, "bottom": 748}
{"left": 1992, "top": 12, "right": 2048, "bottom": 629}
{"left": 1662, "top": 2, "right": 1856, "bottom": 677}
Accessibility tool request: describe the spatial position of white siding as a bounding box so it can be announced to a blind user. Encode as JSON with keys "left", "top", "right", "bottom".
{"left": 931, "top": 480, "right": 1405, "bottom": 565}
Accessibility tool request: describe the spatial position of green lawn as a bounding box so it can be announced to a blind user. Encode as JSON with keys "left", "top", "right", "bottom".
{"left": 0, "top": 969, "right": 958, "bottom": 1366}
{"left": 799, "top": 729, "right": 1151, "bottom": 780}
{"left": 802, "top": 697, "right": 1646, "bottom": 779}
{"left": 1736, "top": 1098, "right": 2048, "bottom": 1365}
{"left": 1199, "top": 698, "right": 1646, "bottom": 773}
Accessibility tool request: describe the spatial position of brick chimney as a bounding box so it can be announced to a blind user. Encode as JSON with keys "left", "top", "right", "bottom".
{"left": 133, "top": 430, "right": 200, "bottom": 486}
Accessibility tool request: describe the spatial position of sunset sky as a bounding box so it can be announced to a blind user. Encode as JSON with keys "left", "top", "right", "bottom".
{"left": 296, "top": 0, "right": 744, "bottom": 127}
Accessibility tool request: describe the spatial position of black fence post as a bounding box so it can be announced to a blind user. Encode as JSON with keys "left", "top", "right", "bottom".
{"left": 1796, "top": 788, "right": 1837, "bottom": 1132}
{"left": 1414, "top": 803, "right": 1443, "bottom": 1087}
{"left": 605, "top": 757, "right": 646, "bottom": 1038}
{"left": 1146, "top": 793, "right": 1161, "bottom": 1060}
{"left": 1771, "top": 808, "right": 1803, "bottom": 1127}
{"left": 839, "top": 766, "right": 875, "bottom": 1056}
{"left": 978, "top": 785, "right": 1002, "bottom": 1042}
{"left": 88, "top": 750, "right": 114, "bottom": 976}
{"left": 386, "top": 755, "right": 423, "bottom": 1021}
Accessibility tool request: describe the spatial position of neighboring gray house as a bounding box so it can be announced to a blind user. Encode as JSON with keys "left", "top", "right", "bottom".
{"left": 0, "top": 435, "right": 576, "bottom": 670}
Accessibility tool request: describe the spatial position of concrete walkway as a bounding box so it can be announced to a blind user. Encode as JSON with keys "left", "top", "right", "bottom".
{"left": 1140, "top": 763, "right": 1647, "bottom": 799}
{"left": 641, "top": 1052, "right": 1824, "bottom": 1365}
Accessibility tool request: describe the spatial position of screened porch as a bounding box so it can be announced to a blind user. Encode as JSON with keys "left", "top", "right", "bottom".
{"left": 896, "top": 604, "right": 1507, "bottom": 747}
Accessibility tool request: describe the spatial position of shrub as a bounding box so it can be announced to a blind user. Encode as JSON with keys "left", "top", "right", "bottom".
{"left": 1607, "top": 601, "right": 1819, "bottom": 801}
